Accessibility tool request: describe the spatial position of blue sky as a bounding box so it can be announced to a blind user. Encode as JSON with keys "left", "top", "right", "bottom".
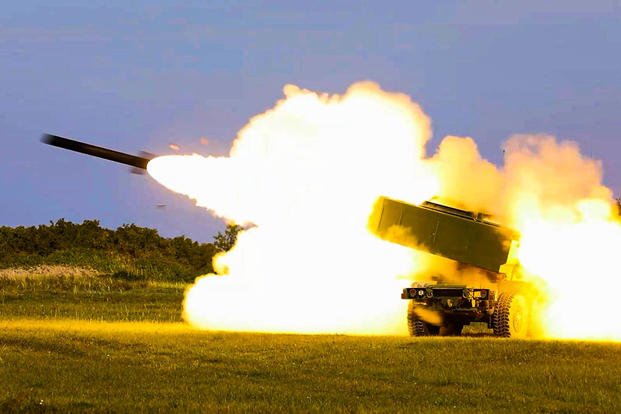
{"left": 1, "top": 1, "right": 620, "bottom": 241}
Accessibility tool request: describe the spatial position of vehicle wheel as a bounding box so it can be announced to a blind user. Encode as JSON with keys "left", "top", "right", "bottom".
{"left": 493, "top": 293, "right": 529, "bottom": 338}
{"left": 407, "top": 301, "right": 440, "bottom": 336}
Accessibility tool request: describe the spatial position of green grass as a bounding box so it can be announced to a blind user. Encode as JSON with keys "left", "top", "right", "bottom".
{"left": 0, "top": 265, "right": 185, "bottom": 322}
{"left": 0, "top": 266, "right": 619, "bottom": 413}
{"left": 0, "top": 286, "right": 184, "bottom": 322}
{"left": 0, "top": 322, "right": 619, "bottom": 413}
{"left": 3, "top": 248, "right": 202, "bottom": 282}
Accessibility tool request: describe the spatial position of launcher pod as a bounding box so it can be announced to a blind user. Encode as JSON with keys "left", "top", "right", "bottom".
{"left": 369, "top": 196, "right": 532, "bottom": 338}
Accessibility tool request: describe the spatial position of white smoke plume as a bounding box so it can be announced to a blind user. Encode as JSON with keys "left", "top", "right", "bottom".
{"left": 149, "top": 82, "right": 621, "bottom": 340}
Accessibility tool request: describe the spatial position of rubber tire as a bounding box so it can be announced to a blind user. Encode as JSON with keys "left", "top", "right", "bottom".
{"left": 493, "top": 293, "right": 529, "bottom": 338}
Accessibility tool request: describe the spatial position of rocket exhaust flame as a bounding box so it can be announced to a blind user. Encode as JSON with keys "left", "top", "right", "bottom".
{"left": 146, "top": 82, "right": 619, "bottom": 340}
{"left": 148, "top": 82, "right": 435, "bottom": 335}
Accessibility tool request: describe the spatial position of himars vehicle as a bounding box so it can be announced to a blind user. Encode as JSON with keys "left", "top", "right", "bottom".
{"left": 369, "top": 196, "right": 534, "bottom": 338}
{"left": 43, "top": 134, "right": 535, "bottom": 338}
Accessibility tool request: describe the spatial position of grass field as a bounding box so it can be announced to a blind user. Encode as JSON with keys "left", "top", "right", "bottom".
{"left": 1, "top": 266, "right": 620, "bottom": 413}
{"left": 0, "top": 266, "right": 184, "bottom": 322}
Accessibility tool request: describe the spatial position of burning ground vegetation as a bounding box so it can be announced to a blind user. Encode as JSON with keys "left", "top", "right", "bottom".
{"left": 147, "top": 82, "right": 621, "bottom": 340}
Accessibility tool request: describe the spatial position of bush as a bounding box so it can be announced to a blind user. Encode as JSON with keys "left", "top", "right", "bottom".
{"left": 0, "top": 220, "right": 217, "bottom": 282}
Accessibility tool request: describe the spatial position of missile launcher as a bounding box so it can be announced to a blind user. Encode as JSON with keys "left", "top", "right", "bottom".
{"left": 369, "top": 196, "right": 532, "bottom": 338}
{"left": 42, "top": 133, "right": 534, "bottom": 338}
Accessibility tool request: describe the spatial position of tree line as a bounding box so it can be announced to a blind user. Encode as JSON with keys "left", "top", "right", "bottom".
{"left": 0, "top": 219, "right": 241, "bottom": 282}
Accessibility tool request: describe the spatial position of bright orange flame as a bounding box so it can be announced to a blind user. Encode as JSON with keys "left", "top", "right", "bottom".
{"left": 517, "top": 204, "right": 621, "bottom": 340}
{"left": 148, "top": 82, "right": 621, "bottom": 340}
{"left": 429, "top": 134, "right": 621, "bottom": 340}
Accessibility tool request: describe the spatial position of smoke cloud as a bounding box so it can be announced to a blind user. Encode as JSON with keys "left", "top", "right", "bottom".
{"left": 148, "top": 82, "right": 620, "bottom": 340}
